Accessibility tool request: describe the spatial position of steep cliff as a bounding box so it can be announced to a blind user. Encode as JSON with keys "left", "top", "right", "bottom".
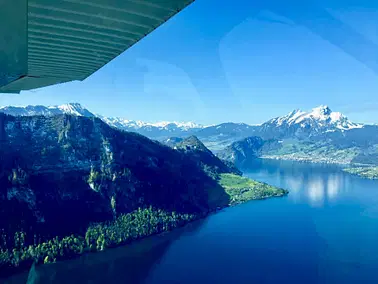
{"left": 0, "top": 114, "right": 226, "bottom": 241}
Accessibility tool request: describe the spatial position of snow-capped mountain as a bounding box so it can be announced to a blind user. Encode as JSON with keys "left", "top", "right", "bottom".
{"left": 0, "top": 103, "right": 204, "bottom": 139}
{"left": 0, "top": 103, "right": 95, "bottom": 117}
{"left": 214, "top": 106, "right": 378, "bottom": 165}
{"left": 196, "top": 122, "right": 258, "bottom": 140}
{"left": 255, "top": 105, "right": 364, "bottom": 140}
{"left": 55, "top": 103, "right": 95, "bottom": 117}
{"left": 100, "top": 116, "right": 204, "bottom": 131}
{"left": 100, "top": 116, "right": 204, "bottom": 138}
{"left": 0, "top": 103, "right": 369, "bottom": 142}
{"left": 1, "top": 102, "right": 377, "bottom": 165}
{"left": 266, "top": 105, "right": 362, "bottom": 130}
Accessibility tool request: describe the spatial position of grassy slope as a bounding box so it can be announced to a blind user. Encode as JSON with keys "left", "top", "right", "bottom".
{"left": 343, "top": 167, "right": 378, "bottom": 179}
{"left": 218, "top": 173, "right": 288, "bottom": 205}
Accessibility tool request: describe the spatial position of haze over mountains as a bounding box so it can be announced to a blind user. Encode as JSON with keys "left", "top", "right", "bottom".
{"left": 1, "top": 103, "right": 378, "bottom": 166}
{"left": 0, "top": 103, "right": 368, "bottom": 139}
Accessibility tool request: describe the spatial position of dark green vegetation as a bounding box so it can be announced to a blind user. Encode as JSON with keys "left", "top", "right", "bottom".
{"left": 343, "top": 167, "right": 378, "bottom": 179}
{"left": 0, "top": 114, "right": 218, "bottom": 235}
{"left": 0, "top": 115, "right": 286, "bottom": 277}
{"left": 0, "top": 207, "right": 199, "bottom": 276}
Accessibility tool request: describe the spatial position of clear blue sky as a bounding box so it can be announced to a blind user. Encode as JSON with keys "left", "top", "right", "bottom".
{"left": 1, "top": 0, "right": 378, "bottom": 125}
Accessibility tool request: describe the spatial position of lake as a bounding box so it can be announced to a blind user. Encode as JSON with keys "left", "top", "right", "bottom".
{"left": 5, "top": 159, "right": 378, "bottom": 284}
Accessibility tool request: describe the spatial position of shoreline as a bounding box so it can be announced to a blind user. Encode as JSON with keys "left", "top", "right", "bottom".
{"left": 260, "top": 155, "right": 372, "bottom": 167}
{"left": 0, "top": 174, "right": 288, "bottom": 280}
{"left": 342, "top": 167, "right": 378, "bottom": 180}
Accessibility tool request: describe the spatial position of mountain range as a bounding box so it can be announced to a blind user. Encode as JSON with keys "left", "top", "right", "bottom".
{"left": 1, "top": 103, "right": 378, "bottom": 165}
{"left": 1, "top": 103, "right": 366, "bottom": 140}
{"left": 0, "top": 103, "right": 204, "bottom": 139}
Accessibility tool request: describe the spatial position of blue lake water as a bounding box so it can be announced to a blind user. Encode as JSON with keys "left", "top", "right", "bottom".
{"left": 5, "top": 159, "right": 378, "bottom": 284}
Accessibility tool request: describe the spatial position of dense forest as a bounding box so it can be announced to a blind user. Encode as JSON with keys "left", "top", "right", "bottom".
{"left": 0, "top": 207, "right": 202, "bottom": 276}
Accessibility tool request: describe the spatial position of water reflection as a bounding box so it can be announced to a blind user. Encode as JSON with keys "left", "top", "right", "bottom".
{"left": 308, "top": 177, "right": 325, "bottom": 207}
{"left": 285, "top": 175, "right": 303, "bottom": 193}
{"left": 327, "top": 174, "right": 342, "bottom": 200}
{"left": 242, "top": 159, "right": 351, "bottom": 207}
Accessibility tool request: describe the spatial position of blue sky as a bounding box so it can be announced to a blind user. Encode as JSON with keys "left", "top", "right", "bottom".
{"left": 1, "top": 0, "right": 378, "bottom": 125}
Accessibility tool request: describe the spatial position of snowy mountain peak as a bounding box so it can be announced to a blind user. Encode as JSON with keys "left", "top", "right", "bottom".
{"left": 312, "top": 105, "right": 332, "bottom": 116}
{"left": 0, "top": 103, "right": 95, "bottom": 117}
{"left": 55, "top": 103, "right": 94, "bottom": 117}
{"left": 266, "top": 105, "right": 363, "bottom": 131}
{"left": 0, "top": 103, "right": 204, "bottom": 137}
{"left": 102, "top": 117, "right": 204, "bottom": 132}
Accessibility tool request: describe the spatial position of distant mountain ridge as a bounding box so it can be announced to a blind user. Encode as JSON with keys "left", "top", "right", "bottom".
{"left": 0, "top": 103, "right": 204, "bottom": 139}
{"left": 100, "top": 116, "right": 204, "bottom": 138}
{"left": 217, "top": 137, "right": 265, "bottom": 164}
{"left": 100, "top": 117, "right": 204, "bottom": 131}
{"left": 2, "top": 103, "right": 377, "bottom": 164}
{"left": 0, "top": 103, "right": 368, "bottom": 141}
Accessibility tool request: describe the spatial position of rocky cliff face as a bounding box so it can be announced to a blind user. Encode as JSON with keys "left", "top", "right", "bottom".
{"left": 0, "top": 114, "right": 228, "bottom": 240}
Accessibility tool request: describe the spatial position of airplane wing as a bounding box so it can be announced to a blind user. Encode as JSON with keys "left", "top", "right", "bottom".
{"left": 0, "top": 0, "right": 194, "bottom": 94}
